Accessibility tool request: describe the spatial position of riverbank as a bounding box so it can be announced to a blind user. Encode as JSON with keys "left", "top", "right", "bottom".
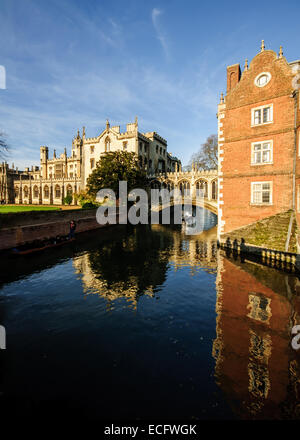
{"left": 0, "top": 208, "right": 118, "bottom": 251}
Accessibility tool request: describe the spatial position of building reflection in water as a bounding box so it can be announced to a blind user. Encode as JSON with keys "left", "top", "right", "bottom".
{"left": 72, "top": 222, "right": 300, "bottom": 419}
{"left": 213, "top": 252, "right": 300, "bottom": 419}
{"left": 73, "top": 224, "right": 217, "bottom": 310}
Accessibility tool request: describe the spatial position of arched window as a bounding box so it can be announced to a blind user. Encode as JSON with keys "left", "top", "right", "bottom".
{"left": 150, "top": 180, "right": 160, "bottom": 190}
{"left": 44, "top": 185, "right": 49, "bottom": 198}
{"left": 179, "top": 181, "right": 190, "bottom": 196}
{"left": 23, "top": 185, "right": 29, "bottom": 198}
{"left": 166, "top": 181, "right": 174, "bottom": 192}
{"left": 15, "top": 186, "right": 19, "bottom": 198}
{"left": 212, "top": 180, "right": 217, "bottom": 200}
{"left": 67, "top": 185, "right": 73, "bottom": 196}
{"left": 105, "top": 137, "right": 110, "bottom": 152}
{"left": 33, "top": 185, "right": 39, "bottom": 198}
{"left": 230, "top": 71, "right": 236, "bottom": 89}
{"left": 196, "top": 180, "right": 208, "bottom": 197}
{"left": 55, "top": 185, "right": 61, "bottom": 198}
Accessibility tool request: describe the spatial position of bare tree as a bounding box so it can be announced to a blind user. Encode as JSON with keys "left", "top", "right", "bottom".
{"left": 0, "top": 132, "right": 8, "bottom": 159}
{"left": 189, "top": 134, "right": 218, "bottom": 170}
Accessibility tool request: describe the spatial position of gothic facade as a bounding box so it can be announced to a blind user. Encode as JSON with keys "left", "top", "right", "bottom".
{"left": 0, "top": 118, "right": 181, "bottom": 205}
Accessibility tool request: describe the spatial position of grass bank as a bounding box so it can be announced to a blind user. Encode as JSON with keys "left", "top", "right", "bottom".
{"left": 0, "top": 205, "right": 61, "bottom": 214}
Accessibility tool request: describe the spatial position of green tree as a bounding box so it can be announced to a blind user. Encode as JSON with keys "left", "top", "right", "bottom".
{"left": 86, "top": 151, "right": 148, "bottom": 198}
{"left": 63, "top": 194, "right": 73, "bottom": 205}
{"left": 189, "top": 134, "right": 218, "bottom": 170}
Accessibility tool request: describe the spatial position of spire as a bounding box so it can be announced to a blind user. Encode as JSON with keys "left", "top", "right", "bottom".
{"left": 76, "top": 129, "right": 80, "bottom": 139}
{"left": 135, "top": 116, "right": 138, "bottom": 127}
{"left": 53, "top": 149, "right": 56, "bottom": 158}
{"left": 220, "top": 92, "right": 224, "bottom": 104}
{"left": 106, "top": 119, "right": 110, "bottom": 130}
{"left": 279, "top": 45, "right": 283, "bottom": 58}
{"left": 244, "top": 58, "right": 248, "bottom": 71}
{"left": 82, "top": 126, "right": 86, "bottom": 138}
{"left": 260, "top": 40, "right": 265, "bottom": 52}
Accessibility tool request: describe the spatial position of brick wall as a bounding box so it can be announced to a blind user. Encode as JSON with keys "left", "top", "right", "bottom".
{"left": 219, "top": 47, "right": 299, "bottom": 238}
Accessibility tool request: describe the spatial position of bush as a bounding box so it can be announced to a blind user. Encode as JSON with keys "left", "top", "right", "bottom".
{"left": 63, "top": 194, "right": 73, "bottom": 205}
{"left": 81, "top": 202, "right": 98, "bottom": 209}
{"left": 74, "top": 190, "right": 96, "bottom": 207}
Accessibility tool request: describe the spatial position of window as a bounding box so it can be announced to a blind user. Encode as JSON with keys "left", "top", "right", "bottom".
{"left": 156, "top": 145, "right": 159, "bottom": 154}
{"left": 252, "top": 105, "right": 273, "bottom": 126}
{"left": 255, "top": 72, "right": 271, "bottom": 88}
{"left": 33, "top": 186, "right": 39, "bottom": 198}
{"left": 105, "top": 137, "right": 110, "bottom": 152}
{"left": 44, "top": 185, "right": 49, "bottom": 198}
{"left": 90, "top": 159, "right": 95, "bottom": 169}
{"left": 179, "top": 181, "right": 190, "bottom": 196}
{"left": 90, "top": 145, "right": 95, "bottom": 154}
{"left": 251, "top": 182, "right": 272, "bottom": 205}
{"left": 123, "top": 141, "right": 127, "bottom": 150}
{"left": 251, "top": 141, "right": 273, "bottom": 165}
{"left": 55, "top": 185, "right": 61, "bottom": 198}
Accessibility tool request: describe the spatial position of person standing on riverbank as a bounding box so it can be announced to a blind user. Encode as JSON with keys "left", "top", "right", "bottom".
{"left": 68, "top": 220, "right": 76, "bottom": 239}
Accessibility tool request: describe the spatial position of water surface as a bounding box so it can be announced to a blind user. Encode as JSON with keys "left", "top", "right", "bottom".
{"left": 0, "top": 214, "right": 299, "bottom": 420}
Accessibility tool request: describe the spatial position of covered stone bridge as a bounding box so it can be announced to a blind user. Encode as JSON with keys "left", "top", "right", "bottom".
{"left": 149, "top": 168, "right": 218, "bottom": 215}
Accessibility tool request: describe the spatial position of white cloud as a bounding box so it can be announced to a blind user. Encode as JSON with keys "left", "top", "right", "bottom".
{"left": 151, "top": 8, "right": 170, "bottom": 60}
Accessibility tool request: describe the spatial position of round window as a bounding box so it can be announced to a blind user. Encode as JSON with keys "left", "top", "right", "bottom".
{"left": 255, "top": 72, "right": 271, "bottom": 87}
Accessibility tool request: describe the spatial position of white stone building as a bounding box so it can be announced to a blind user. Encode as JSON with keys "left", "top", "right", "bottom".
{"left": 4, "top": 118, "right": 180, "bottom": 205}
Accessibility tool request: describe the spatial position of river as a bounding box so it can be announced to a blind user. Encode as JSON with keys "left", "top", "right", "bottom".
{"left": 0, "top": 209, "right": 299, "bottom": 420}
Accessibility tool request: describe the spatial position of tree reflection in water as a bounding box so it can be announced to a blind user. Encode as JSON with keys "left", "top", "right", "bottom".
{"left": 73, "top": 224, "right": 218, "bottom": 309}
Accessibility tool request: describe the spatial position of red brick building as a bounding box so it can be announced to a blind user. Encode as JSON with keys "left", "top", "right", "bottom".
{"left": 218, "top": 41, "right": 300, "bottom": 249}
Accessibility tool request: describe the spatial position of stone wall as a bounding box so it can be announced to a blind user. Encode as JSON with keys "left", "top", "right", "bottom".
{"left": 0, "top": 209, "right": 119, "bottom": 250}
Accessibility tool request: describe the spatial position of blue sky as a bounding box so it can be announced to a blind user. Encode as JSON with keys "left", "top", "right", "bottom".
{"left": 0, "top": 0, "right": 300, "bottom": 168}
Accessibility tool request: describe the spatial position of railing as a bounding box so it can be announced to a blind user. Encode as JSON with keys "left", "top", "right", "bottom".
{"left": 218, "top": 238, "right": 299, "bottom": 272}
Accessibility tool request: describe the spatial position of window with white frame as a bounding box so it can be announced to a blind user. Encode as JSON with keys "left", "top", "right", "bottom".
{"left": 255, "top": 72, "right": 271, "bottom": 88}
{"left": 252, "top": 104, "right": 273, "bottom": 126}
{"left": 251, "top": 141, "right": 273, "bottom": 165}
{"left": 251, "top": 182, "right": 272, "bottom": 205}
